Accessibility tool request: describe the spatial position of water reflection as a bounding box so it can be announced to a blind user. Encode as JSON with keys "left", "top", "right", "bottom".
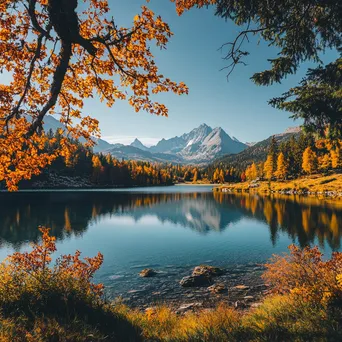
{"left": 0, "top": 191, "right": 341, "bottom": 250}
{"left": 213, "top": 192, "right": 342, "bottom": 250}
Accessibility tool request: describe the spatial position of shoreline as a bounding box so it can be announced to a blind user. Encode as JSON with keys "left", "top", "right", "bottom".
{"left": 216, "top": 174, "right": 342, "bottom": 200}
{"left": 111, "top": 263, "right": 268, "bottom": 313}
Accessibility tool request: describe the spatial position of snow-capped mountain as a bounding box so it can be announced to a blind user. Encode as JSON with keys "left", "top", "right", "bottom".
{"left": 109, "top": 124, "right": 246, "bottom": 163}
{"left": 42, "top": 115, "right": 247, "bottom": 164}
{"left": 130, "top": 138, "right": 150, "bottom": 151}
{"left": 180, "top": 127, "right": 246, "bottom": 162}
{"left": 150, "top": 123, "right": 213, "bottom": 154}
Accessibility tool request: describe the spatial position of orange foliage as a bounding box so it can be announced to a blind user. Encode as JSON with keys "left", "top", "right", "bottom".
{"left": 0, "top": 1, "right": 188, "bottom": 190}
{"left": 0, "top": 227, "right": 104, "bottom": 301}
{"left": 263, "top": 245, "right": 342, "bottom": 304}
{"left": 170, "top": 0, "right": 216, "bottom": 15}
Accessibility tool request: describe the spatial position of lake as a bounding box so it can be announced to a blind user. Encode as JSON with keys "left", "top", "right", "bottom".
{"left": 1, "top": 185, "right": 341, "bottom": 308}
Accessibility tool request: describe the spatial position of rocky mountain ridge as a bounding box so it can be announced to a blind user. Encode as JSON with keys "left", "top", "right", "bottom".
{"left": 43, "top": 116, "right": 247, "bottom": 164}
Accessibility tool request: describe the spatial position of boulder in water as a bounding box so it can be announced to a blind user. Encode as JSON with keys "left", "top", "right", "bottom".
{"left": 192, "top": 265, "right": 224, "bottom": 277}
{"left": 180, "top": 274, "right": 212, "bottom": 287}
{"left": 139, "top": 268, "right": 157, "bottom": 277}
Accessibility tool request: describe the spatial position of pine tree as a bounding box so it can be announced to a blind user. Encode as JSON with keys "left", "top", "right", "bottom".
{"left": 268, "top": 136, "right": 278, "bottom": 171}
{"left": 274, "top": 152, "right": 288, "bottom": 180}
{"left": 302, "top": 147, "right": 317, "bottom": 175}
{"left": 263, "top": 155, "right": 274, "bottom": 180}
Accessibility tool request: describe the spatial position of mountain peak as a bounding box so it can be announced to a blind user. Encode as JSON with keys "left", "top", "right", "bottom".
{"left": 284, "top": 126, "right": 301, "bottom": 134}
{"left": 130, "top": 138, "right": 149, "bottom": 151}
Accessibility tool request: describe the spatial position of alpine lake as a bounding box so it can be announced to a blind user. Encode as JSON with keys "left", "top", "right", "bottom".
{"left": 1, "top": 185, "right": 341, "bottom": 310}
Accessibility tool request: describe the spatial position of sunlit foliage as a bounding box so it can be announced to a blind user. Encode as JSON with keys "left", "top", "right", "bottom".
{"left": 0, "top": 0, "right": 188, "bottom": 190}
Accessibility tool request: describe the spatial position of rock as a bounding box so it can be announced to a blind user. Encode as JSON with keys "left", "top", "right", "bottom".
{"left": 176, "top": 302, "right": 202, "bottom": 313}
{"left": 250, "top": 303, "right": 263, "bottom": 308}
{"left": 139, "top": 268, "right": 157, "bottom": 277}
{"left": 234, "top": 300, "right": 247, "bottom": 309}
{"left": 180, "top": 274, "right": 212, "bottom": 287}
{"left": 233, "top": 285, "right": 250, "bottom": 291}
{"left": 192, "top": 265, "right": 224, "bottom": 277}
{"left": 208, "top": 283, "right": 226, "bottom": 294}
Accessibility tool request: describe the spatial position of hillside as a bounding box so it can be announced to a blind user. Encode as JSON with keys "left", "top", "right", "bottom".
{"left": 213, "top": 130, "right": 301, "bottom": 169}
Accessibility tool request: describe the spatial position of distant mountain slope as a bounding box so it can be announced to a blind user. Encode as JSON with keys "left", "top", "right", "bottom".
{"left": 106, "top": 145, "right": 183, "bottom": 163}
{"left": 42, "top": 115, "right": 112, "bottom": 153}
{"left": 213, "top": 129, "right": 301, "bottom": 169}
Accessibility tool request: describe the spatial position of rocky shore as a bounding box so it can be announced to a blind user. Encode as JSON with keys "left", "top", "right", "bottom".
{"left": 220, "top": 186, "right": 342, "bottom": 198}
{"left": 114, "top": 263, "right": 269, "bottom": 314}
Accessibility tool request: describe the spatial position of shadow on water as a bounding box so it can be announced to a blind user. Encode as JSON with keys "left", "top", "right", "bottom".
{"left": 0, "top": 190, "right": 342, "bottom": 250}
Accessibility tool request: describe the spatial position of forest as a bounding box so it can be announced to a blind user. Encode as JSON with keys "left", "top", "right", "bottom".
{"left": 7, "top": 129, "right": 341, "bottom": 190}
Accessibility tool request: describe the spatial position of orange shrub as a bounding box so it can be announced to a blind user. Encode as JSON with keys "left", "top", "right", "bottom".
{"left": 0, "top": 227, "right": 104, "bottom": 317}
{"left": 263, "top": 245, "right": 342, "bottom": 304}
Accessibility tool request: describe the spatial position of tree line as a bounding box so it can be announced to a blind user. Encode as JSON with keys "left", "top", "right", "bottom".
{"left": 243, "top": 135, "right": 341, "bottom": 181}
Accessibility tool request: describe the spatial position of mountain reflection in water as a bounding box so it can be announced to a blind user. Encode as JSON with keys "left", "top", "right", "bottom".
{"left": 0, "top": 191, "right": 341, "bottom": 250}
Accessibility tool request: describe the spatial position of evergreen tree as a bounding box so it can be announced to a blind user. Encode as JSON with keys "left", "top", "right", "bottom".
{"left": 268, "top": 136, "right": 278, "bottom": 171}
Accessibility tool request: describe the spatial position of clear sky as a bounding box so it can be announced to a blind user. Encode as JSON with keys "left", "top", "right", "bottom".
{"left": 4, "top": 0, "right": 337, "bottom": 146}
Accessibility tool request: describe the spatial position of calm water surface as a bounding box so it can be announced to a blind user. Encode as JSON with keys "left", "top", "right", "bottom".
{"left": 0, "top": 185, "right": 341, "bottom": 305}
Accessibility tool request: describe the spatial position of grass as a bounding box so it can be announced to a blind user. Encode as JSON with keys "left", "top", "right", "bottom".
{"left": 219, "top": 173, "right": 342, "bottom": 198}
{"left": 2, "top": 295, "right": 340, "bottom": 342}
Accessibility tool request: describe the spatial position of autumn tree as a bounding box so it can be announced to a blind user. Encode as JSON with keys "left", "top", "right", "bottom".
{"left": 330, "top": 148, "right": 341, "bottom": 169}
{"left": 173, "top": 0, "right": 342, "bottom": 138}
{"left": 302, "top": 147, "right": 317, "bottom": 175}
{"left": 274, "top": 152, "right": 288, "bottom": 180}
{"left": 91, "top": 155, "right": 102, "bottom": 184}
{"left": 212, "top": 168, "right": 219, "bottom": 183}
{"left": 219, "top": 169, "right": 225, "bottom": 184}
{"left": 319, "top": 154, "right": 331, "bottom": 173}
{"left": 0, "top": 0, "right": 188, "bottom": 190}
{"left": 192, "top": 168, "right": 198, "bottom": 183}
{"left": 245, "top": 162, "right": 257, "bottom": 181}
{"left": 263, "top": 155, "right": 274, "bottom": 180}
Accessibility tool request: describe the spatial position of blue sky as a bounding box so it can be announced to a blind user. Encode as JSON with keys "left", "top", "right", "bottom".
{"left": 4, "top": 0, "right": 337, "bottom": 145}
{"left": 95, "top": 0, "right": 336, "bottom": 145}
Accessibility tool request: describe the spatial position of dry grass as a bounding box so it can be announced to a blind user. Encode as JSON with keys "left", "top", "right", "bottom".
{"left": 219, "top": 174, "right": 342, "bottom": 198}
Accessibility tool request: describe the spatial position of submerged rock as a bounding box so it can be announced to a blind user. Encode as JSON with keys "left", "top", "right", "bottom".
{"left": 233, "top": 285, "right": 250, "bottom": 291}
{"left": 208, "top": 283, "right": 226, "bottom": 294}
{"left": 192, "top": 265, "right": 224, "bottom": 277}
{"left": 139, "top": 268, "right": 157, "bottom": 277}
{"left": 180, "top": 274, "right": 212, "bottom": 287}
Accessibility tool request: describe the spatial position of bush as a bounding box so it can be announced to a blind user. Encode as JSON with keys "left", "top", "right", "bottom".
{"left": 0, "top": 227, "right": 141, "bottom": 341}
